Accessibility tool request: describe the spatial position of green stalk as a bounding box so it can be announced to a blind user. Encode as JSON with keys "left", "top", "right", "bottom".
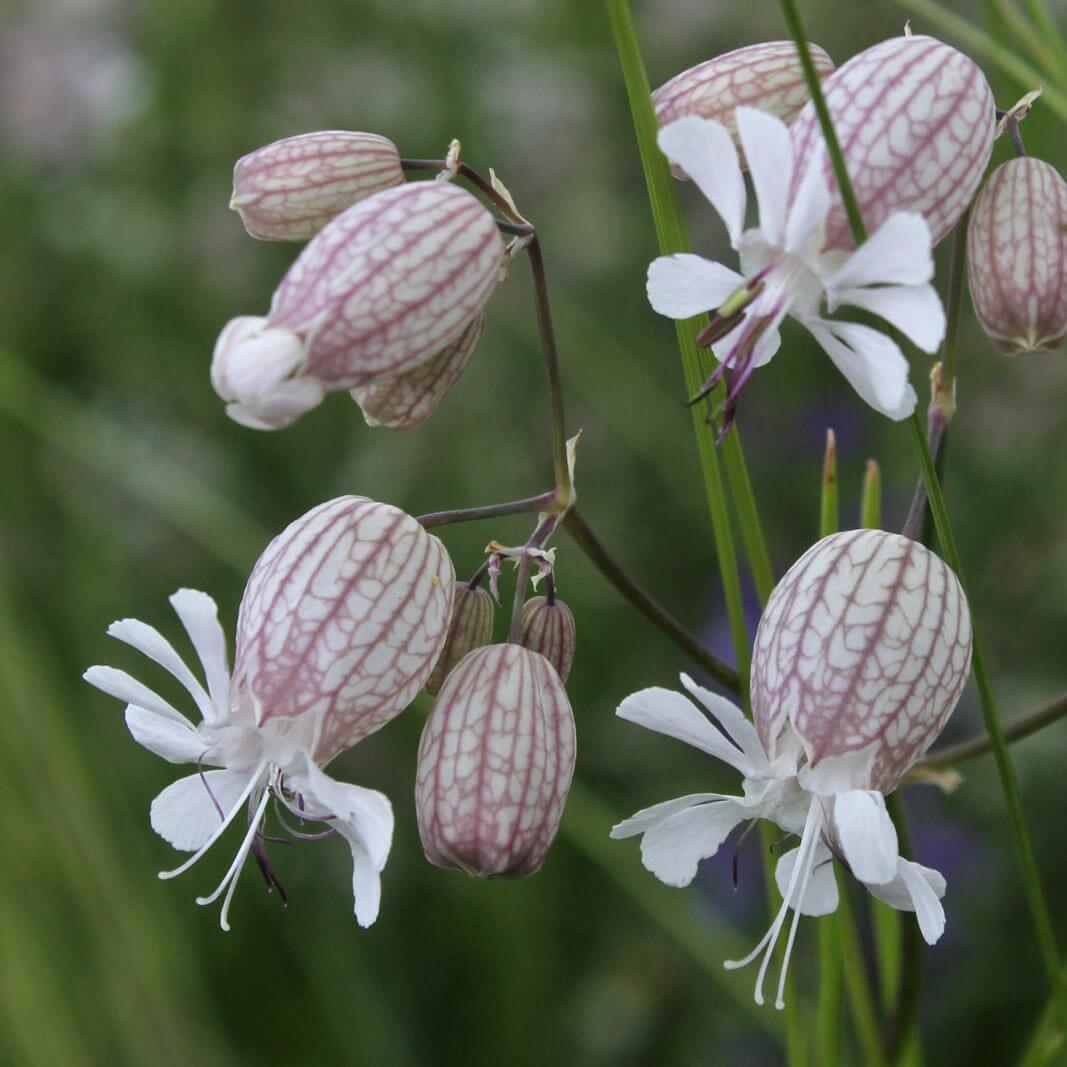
{"left": 892, "top": 0, "right": 1067, "bottom": 119}
{"left": 604, "top": 4, "right": 803, "bottom": 1058}
{"left": 777, "top": 0, "right": 1066, "bottom": 1018}
{"left": 820, "top": 430, "right": 839, "bottom": 539}
{"left": 861, "top": 461, "right": 882, "bottom": 530}
{"left": 1020, "top": 0, "right": 1067, "bottom": 78}
{"left": 603, "top": 0, "right": 779, "bottom": 700}
{"left": 838, "top": 881, "right": 887, "bottom": 1067}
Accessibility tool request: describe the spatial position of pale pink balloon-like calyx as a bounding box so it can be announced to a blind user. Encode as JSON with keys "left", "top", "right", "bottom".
{"left": 416, "top": 644, "right": 576, "bottom": 878}
{"left": 352, "top": 313, "right": 484, "bottom": 429}
{"left": 424, "top": 581, "right": 495, "bottom": 696}
{"left": 518, "top": 595, "right": 576, "bottom": 683}
{"left": 231, "top": 131, "right": 405, "bottom": 242}
{"left": 751, "top": 529, "right": 972, "bottom": 794}
{"left": 967, "top": 157, "right": 1067, "bottom": 354}
{"left": 233, "top": 495, "right": 455, "bottom": 764}
{"left": 213, "top": 181, "right": 504, "bottom": 429}
{"left": 654, "top": 41, "right": 834, "bottom": 173}
{"left": 789, "top": 34, "right": 995, "bottom": 250}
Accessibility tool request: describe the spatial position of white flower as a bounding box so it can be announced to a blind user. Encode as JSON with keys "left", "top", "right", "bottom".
{"left": 611, "top": 674, "right": 946, "bottom": 1009}
{"left": 84, "top": 589, "right": 393, "bottom": 931}
{"left": 647, "top": 108, "right": 946, "bottom": 425}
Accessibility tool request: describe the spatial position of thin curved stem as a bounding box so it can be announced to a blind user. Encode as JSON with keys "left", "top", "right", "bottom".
{"left": 916, "top": 690, "right": 1067, "bottom": 770}
{"left": 782, "top": 0, "right": 1065, "bottom": 1010}
{"left": 417, "top": 492, "right": 557, "bottom": 529}
{"left": 563, "top": 508, "right": 740, "bottom": 694}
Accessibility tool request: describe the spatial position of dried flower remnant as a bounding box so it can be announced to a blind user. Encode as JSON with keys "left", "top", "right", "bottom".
{"left": 212, "top": 181, "right": 505, "bottom": 430}
{"left": 653, "top": 41, "right": 834, "bottom": 172}
{"left": 789, "top": 34, "right": 995, "bottom": 250}
{"left": 231, "top": 131, "right": 404, "bottom": 242}
{"left": 424, "top": 580, "right": 495, "bottom": 697}
{"left": 518, "top": 595, "right": 576, "bottom": 683}
{"left": 612, "top": 530, "right": 972, "bottom": 1008}
{"left": 647, "top": 107, "right": 945, "bottom": 426}
{"left": 967, "top": 158, "right": 1067, "bottom": 354}
{"left": 84, "top": 496, "right": 455, "bottom": 929}
{"left": 352, "top": 314, "right": 485, "bottom": 429}
{"left": 417, "top": 644, "right": 576, "bottom": 878}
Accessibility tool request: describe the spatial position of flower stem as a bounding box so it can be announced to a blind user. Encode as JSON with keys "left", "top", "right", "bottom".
{"left": 820, "top": 429, "right": 838, "bottom": 540}
{"left": 837, "top": 880, "right": 887, "bottom": 1067}
{"left": 563, "top": 508, "right": 740, "bottom": 694}
{"left": 782, "top": 0, "right": 1065, "bottom": 1012}
{"left": 417, "top": 492, "right": 557, "bottom": 528}
{"left": 860, "top": 460, "right": 882, "bottom": 530}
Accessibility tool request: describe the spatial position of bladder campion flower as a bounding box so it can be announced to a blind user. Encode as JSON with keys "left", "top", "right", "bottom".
{"left": 212, "top": 181, "right": 504, "bottom": 430}
{"left": 789, "top": 34, "right": 995, "bottom": 251}
{"left": 424, "top": 578, "right": 496, "bottom": 696}
{"left": 518, "top": 594, "right": 576, "bottom": 683}
{"left": 612, "top": 530, "right": 972, "bottom": 1008}
{"left": 647, "top": 107, "right": 945, "bottom": 426}
{"left": 967, "top": 158, "right": 1067, "bottom": 354}
{"left": 84, "top": 496, "right": 455, "bottom": 929}
{"left": 653, "top": 41, "right": 834, "bottom": 172}
{"left": 416, "top": 644, "right": 576, "bottom": 878}
{"left": 230, "top": 131, "right": 404, "bottom": 242}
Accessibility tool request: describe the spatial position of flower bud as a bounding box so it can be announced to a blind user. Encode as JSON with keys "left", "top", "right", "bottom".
{"left": 518, "top": 595, "right": 575, "bottom": 683}
{"left": 234, "top": 495, "right": 455, "bottom": 764}
{"left": 653, "top": 42, "right": 834, "bottom": 172}
{"left": 352, "top": 314, "right": 484, "bottom": 429}
{"left": 213, "top": 181, "right": 504, "bottom": 430}
{"left": 231, "top": 131, "right": 404, "bottom": 242}
{"left": 967, "top": 157, "right": 1067, "bottom": 354}
{"left": 751, "top": 529, "right": 972, "bottom": 794}
{"left": 790, "top": 35, "right": 994, "bottom": 250}
{"left": 416, "top": 644, "right": 576, "bottom": 877}
{"left": 424, "top": 581, "right": 495, "bottom": 696}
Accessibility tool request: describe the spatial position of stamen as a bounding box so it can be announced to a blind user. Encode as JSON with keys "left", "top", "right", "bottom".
{"left": 774, "top": 815, "right": 824, "bottom": 1009}
{"left": 197, "top": 753, "right": 225, "bottom": 822}
{"left": 723, "top": 800, "right": 824, "bottom": 1007}
{"left": 158, "top": 762, "right": 267, "bottom": 881}
{"left": 273, "top": 797, "right": 338, "bottom": 841}
{"left": 196, "top": 788, "right": 272, "bottom": 931}
{"left": 695, "top": 310, "right": 744, "bottom": 349}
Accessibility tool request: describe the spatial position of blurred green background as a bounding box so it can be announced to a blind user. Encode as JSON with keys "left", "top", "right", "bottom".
{"left": 2, "top": 0, "right": 1066, "bottom": 1064}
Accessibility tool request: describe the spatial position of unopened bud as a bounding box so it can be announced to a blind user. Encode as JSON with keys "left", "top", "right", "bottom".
{"left": 790, "top": 35, "right": 994, "bottom": 249}
{"left": 424, "top": 581, "right": 495, "bottom": 696}
{"left": 416, "top": 644, "right": 576, "bottom": 877}
{"left": 653, "top": 42, "right": 834, "bottom": 173}
{"left": 213, "top": 181, "right": 504, "bottom": 429}
{"left": 518, "top": 595, "right": 575, "bottom": 683}
{"left": 231, "top": 131, "right": 404, "bottom": 242}
{"left": 352, "top": 314, "right": 484, "bottom": 429}
{"left": 967, "top": 157, "right": 1067, "bottom": 354}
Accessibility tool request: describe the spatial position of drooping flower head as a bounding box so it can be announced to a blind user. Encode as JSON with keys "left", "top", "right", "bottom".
{"left": 653, "top": 41, "right": 835, "bottom": 173}
{"left": 967, "top": 157, "right": 1067, "bottom": 354}
{"left": 518, "top": 594, "right": 576, "bottom": 683}
{"left": 212, "top": 181, "right": 504, "bottom": 430}
{"left": 416, "top": 644, "right": 576, "bottom": 878}
{"left": 84, "top": 496, "right": 455, "bottom": 929}
{"left": 230, "top": 131, "right": 405, "bottom": 242}
{"left": 648, "top": 106, "right": 946, "bottom": 428}
{"left": 424, "top": 578, "right": 496, "bottom": 697}
{"left": 612, "top": 530, "right": 972, "bottom": 1008}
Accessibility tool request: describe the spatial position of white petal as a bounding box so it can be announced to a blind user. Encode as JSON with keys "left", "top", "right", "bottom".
{"left": 83, "top": 665, "right": 188, "bottom": 725}
{"left": 284, "top": 754, "right": 394, "bottom": 928}
{"left": 805, "top": 318, "right": 917, "bottom": 420}
{"left": 775, "top": 843, "right": 839, "bottom": 916}
{"left": 637, "top": 799, "right": 751, "bottom": 887}
{"left": 833, "top": 790, "right": 899, "bottom": 885}
{"left": 616, "top": 687, "right": 756, "bottom": 776}
{"left": 678, "top": 673, "right": 768, "bottom": 772}
{"left": 150, "top": 769, "right": 254, "bottom": 851}
{"left": 657, "top": 117, "right": 745, "bottom": 245}
{"left": 106, "top": 617, "right": 215, "bottom": 724}
{"left": 646, "top": 255, "right": 744, "bottom": 319}
{"left": 866, "top": 858, "right": 947, "bottom": 945}
{"left": 711, "top": 322, "right": 782, "bottom": 369}
{"left": 825, "top": 212, "right": 934, "bottom": 289}
{"left": 168, "top": 590, "right": 231, "bottom": 725}
{"left": 828, "top": 284, "right": 946, "bottom": 354}
{"left": 611, "top": 792, "right": 735, "bottom": 838}
{"left": 125, "top": 705, "right": 209, "bottom": 764}
{"left": 784, "top": 154, "right": 832, "bottom": 254}
{"left": 736, "top": 107, "right": 793, "bottom": 247}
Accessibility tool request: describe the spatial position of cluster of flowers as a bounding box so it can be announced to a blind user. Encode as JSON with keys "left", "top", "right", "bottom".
{"left": 87, "top": 128, "right": 580, "bottom": 928}
{"left": 611, "top": 31, "right": 1062, "bottom": 1006}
